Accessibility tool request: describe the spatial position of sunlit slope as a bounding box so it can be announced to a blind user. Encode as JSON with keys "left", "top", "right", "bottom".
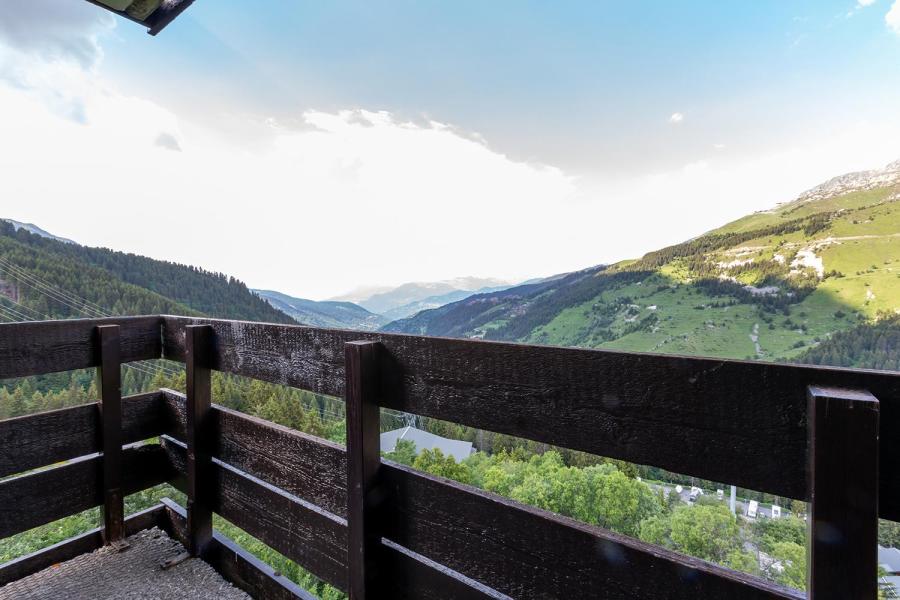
{"left": 386, "top": 175, "right": 899, "bottom": 362}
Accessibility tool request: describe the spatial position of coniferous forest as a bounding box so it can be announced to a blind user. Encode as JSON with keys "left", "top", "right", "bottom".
{"left": 0, "top": 212, "right": 897, "bottom": 598}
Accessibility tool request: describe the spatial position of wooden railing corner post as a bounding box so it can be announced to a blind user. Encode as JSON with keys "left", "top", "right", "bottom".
{"left": 185, "top": 324, "right": 214, "bottom": 557}
{"left": 345, "top": 340, "right": 382, "bottom": 600}
{"left": 96, "top": 324, "right": 125, "bottom": 547}
{"left": 807, "top": 385, "right": 879, "bottom": 600}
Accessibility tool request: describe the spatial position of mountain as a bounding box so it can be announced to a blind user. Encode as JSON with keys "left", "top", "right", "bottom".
{"left": 385, "top": 160, "right": 900, "bottom": 362}
{"left": 380, "top": 285, "right": 514, "bottom": 321}
{"left": 0, "top": 220, "right": 295, "bottom": 324}
{"left": 2, "top": 219, "right": 76, "bottom": 245}
{"left": 253, "top": 289, "right": 387, "bottom": 330}
{"left": 796, "top": 314, "right": 899, "bottom": 371}
{"left": 333, "top": 277, "right": 514, "bottom": 317}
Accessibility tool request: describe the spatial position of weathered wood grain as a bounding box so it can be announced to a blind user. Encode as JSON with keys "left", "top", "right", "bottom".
{"left": 0, "top": 391, "right": 167, "bottom": 478}
{"left": 162, "top": 436, "right": 350, "bottom": 591}
{"left": 160, "top": 499, "right": 317, "bottom": 600}
{"left": 0, "top": 503, "right": 164, "bottom": 586}
{"left": 160, "top": 395, "right": 795, "bottom": 599}
{"left": 0, "top": 443, "right": 170, "bottom": 539}
{"left": 97, "top": 324, "right": 124, "bottom": 544}
{"left": 161, "top": 449, "right": 504, "bottom": 599}
{"left": 379, "top": 462, "right": 802, "bottom": 600}
{"left": 807, "top": 386, "right": 879, "bottom": 600}
{"left": 377, "top": 539, "right": 508, "bottom": 600}
{"left": 160, "top": 315, "right": 900, "bottom": 517}
{"left": 345, "top": 341, "right": 381, "bottom": 600}
{"left": 161, "top": 389, "right": 348, "bottom": 517}
{"left": 0, "top": 316, "right": 161, "bottom": 379}
{"left": 185, "top": 325, "right": 213, "bottom": 556}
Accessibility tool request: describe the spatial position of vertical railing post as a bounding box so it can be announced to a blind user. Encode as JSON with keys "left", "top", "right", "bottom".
{"left": 96, "top": 324, "right": 124, "bottom": 547}
{"left": 345, "top": 341, "right": 381, "bottom": 600}
{"left": 807, "top": 385, "right": 879, "bottom": 599}
{"left": 186, "top": 324, "right": 213, "bottom": 557}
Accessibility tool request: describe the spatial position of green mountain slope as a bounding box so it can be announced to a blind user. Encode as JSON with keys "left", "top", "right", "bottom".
{"left": 385, "top": 162, "right": 900, "bottom": 362}
{"left": 253, "top": 289, "right": 387, "bottom": 330}
{"left": 0, "top": 220, "right": 295, "bottom": 324}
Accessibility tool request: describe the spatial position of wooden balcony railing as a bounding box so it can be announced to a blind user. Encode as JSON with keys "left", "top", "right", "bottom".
{"left": 0, "top": 315, "right": 896, "bottom": 599}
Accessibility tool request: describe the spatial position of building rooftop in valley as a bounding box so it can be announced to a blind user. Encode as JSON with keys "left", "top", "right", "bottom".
{"left": 380, "top": 425, "right": 474, "bottom": 463}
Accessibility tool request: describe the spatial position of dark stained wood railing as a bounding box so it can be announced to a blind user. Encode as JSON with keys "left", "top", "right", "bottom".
{"left": 0, "top": 315, "right": 895, "bottom": 599}
{"left": 97, "top": 324, "right": 125, "bottom": 545}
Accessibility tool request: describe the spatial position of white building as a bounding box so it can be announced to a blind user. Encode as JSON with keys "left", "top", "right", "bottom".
{"left": 380, "top": 426, "right": 474, "bottom": 463}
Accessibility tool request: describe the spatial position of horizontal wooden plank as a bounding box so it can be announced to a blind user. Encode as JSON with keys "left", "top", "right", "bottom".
{"left": 161, "top": 389, "right": 347, "bottom": 517}
{"left": 379, "top": 461, "right": 802, "bottom": 600}
{"left": 0, "top": 316, "right": 162, "bottom": 379}
{"left": 159, "top": 397, "right": 795, "bottom": 600}
{"left": 161, "top": 437, "right": 502, "bottom": 598}
{"left": 161, "top": 315, "right": 900, "bottom": 516}
{"left": 0, "top": 503, "right": 164, "bottom": 586}
{"left": 0, "top": 391, "right": 167, "bottom": 478}
{"left": 377, "top": 539, "right": 509, "bottom": 600}
{"left": 162, "top": 436, "right": 349, "bottom": 591}
{"left": 161, "top": 482, "right": 501, "bottom": 600}
{"left": 159, "top": 499, "right": 316, "bottom": 600}
{"left": 0, "top": 443, "right": 171, "bottom": 539}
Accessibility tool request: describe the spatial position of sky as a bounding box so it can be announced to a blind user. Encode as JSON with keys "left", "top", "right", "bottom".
{"left": 1, "top": 0, "right": 899, "bottom": 299}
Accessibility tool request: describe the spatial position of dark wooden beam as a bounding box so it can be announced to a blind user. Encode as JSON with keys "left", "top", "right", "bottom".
{"left": 0, "top": 443, "right": 170, "bottom": 539}
{"left": 146, "top": 0, "right": 197, "bottom": 35}
{"left": 807, "top": 385, "right": 879, "bottom": 599}
{"left": 162, "top": 436, "right": 349, "bottom": 591}
{"left": 161, "top": 442, "right": 502, "bottom": 598}
{"left": 159, "top": 393, "right": 797, "bottom": 599}
{"left": 96, "top": 324, "right": 124, "bottom": 545}
{"left": 0, "top": 503, "right": 165, "bottom": 586}
{"left": 0, "top": 316, "right": 161, "bottom": 379}
{"left": 161, "top": 388, "right": 347, "bottom": 517}
{"left": 185, "top": 324, "right": 213, "bottom": 557}
{"left": 0, "top": 391, "right": 167, "bottom": 479}
{"left": 160, "top": 316, "right": 900, "bottom": 515}
{"left": 345, "top": 341, "right": 382, "bottom": 600}
{"left": 379, "top": 461, "right": 800, "bottom": 600}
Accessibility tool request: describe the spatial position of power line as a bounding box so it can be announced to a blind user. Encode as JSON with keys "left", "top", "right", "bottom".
{"left": 0, "top": 260, "right": 107, "bottom": 318}
{"left": 0, "top": 262, "right": 181, "bottom": 378}
{"left": 0, "top": 294, "right": 171, "bottom": 381}
{"left": 0, "top": 256, "right": 112, "bottom": 317}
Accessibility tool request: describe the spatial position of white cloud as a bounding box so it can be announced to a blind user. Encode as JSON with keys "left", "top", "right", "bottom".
{"left": 0, "top": 64, "right": 583, "bottom": 298}
{"left": 887, "top": 0, "right": 900, "bottom": 33}
{"left": 669, "top": 112, "right": 684, "bottom": 124}
{"left": 0, "top": 0, "right": 113, "bottom": 70}
{"left": 858, "top": 0, "right": 877, "bottom": 7}
{"left": 1, "top": 28, "right": 899, "bottom": 300}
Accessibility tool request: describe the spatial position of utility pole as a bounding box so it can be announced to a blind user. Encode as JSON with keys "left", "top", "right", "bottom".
{"left": 730, "top": 485, "right": 736, "bottom": 515}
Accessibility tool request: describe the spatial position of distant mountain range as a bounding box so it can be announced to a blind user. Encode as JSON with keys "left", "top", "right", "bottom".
{"left": 0, "top": 220, "right": 293, "bottom": 325}
{"left": 253, "top": 289, "right": 387, "bottom": 330}
{"left": 385, "top": 159, "right": 900, "bottom": 363}
{"left": 332, "top": 277, "right": 515, "bottom": 319}
{"left": 3, "top": 158, "right": 897, "bottom": 366}
{"left": 2, "top": 219, "right": 76, "bottom": 245}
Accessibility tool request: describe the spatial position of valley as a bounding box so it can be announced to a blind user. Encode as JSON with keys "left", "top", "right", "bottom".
{"left": 385, "top": 162, "right": 900, "bottom": 363}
